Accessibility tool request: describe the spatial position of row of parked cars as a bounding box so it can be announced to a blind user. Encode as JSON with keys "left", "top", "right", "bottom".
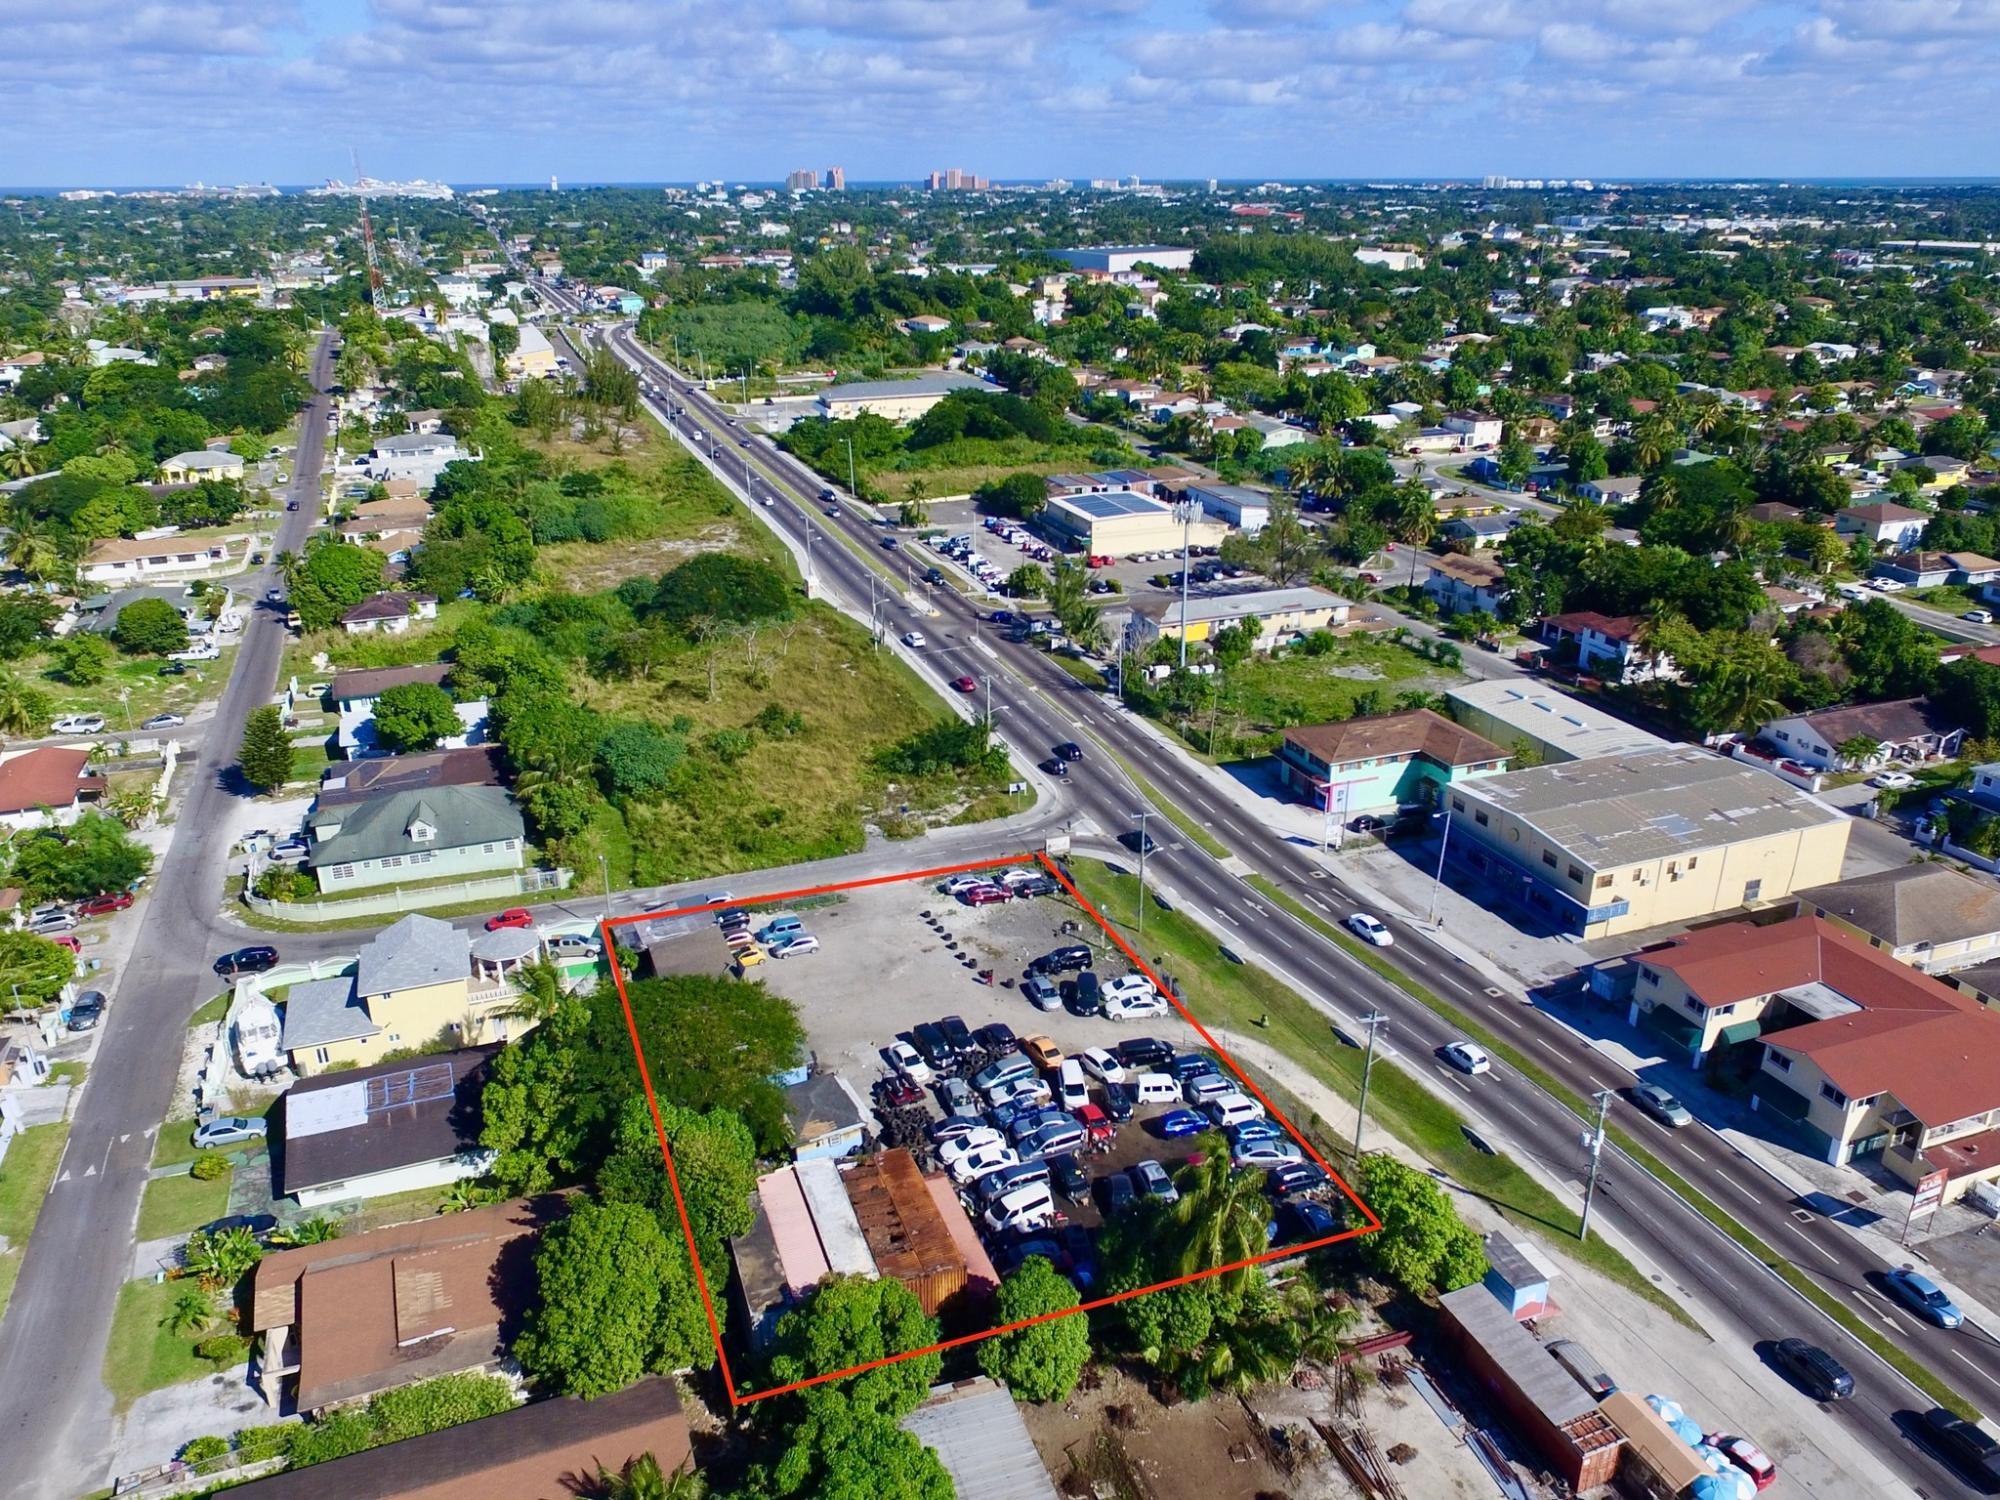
{"left": 713, "top": 906, "right": 820, "bottom": 965}
{"left": 941, "top": 867, "right": 1059, "bottom": 906}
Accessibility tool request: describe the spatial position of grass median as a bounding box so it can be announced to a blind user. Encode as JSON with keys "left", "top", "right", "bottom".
{"left": 1068, "top": 860, "right": 1693, "bottom": 1327}
{"left": 1247, "top": 873, "right": 1983, "bottom": 1421}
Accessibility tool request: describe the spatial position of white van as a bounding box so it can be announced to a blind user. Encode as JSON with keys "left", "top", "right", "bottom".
{"left": 1132, "top": 1072, "right": 1180, "bottom": 1105}
{"left": 984, "top": 1180, "right": 1056, "bottom": 1234}
{"left": 1056, "top": 1057, "right": 1089, "bottom": 1111}
{"left": 1204, "top": 1091, "right": 1264, "bottom": 1128}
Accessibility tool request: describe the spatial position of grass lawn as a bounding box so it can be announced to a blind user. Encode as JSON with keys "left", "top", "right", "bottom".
{"left": 288, "top": 743, "right": 332, "bottom": 781}
{"left": 46, "top": 1060, "right": 85, "bottom": 1087}
{"left": 136, "top": 1167, "right": 231, "bottom": 1241}
{"left": 104, "top": 1278, "right": 226, "bottom": 1410}
{"left": 871, "top": 460, "right": 1087, "bottom": 505}
{"left": 189, "top": 991, "right": 231, "bottom": 1029}
{"left": 0, "top": 1122, "right": 69, "bottom": 1318}
{"left": 1068, "top": 860, "right": 1693, "bottom": 1324}
{"left": 26, "top": 645, "right": 230, "bottom": 729}
{"left": 1911, "top": 584, "right": 1985, "bottom": 615}
{"left": 151, "top": 1120, "right": 208, "bottom": 1169}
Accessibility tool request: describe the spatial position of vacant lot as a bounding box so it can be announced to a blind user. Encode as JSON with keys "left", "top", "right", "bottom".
{"left": 0, "top": 1122, "right": 68, "bottom": 1320}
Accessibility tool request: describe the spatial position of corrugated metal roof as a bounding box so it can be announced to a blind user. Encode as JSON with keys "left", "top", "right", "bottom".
{"left": 901, "top": 1378, "right": 1060, "bottom": 1500}
{"left": 795, "top": 1158, "right": 875, "bottom": 1278}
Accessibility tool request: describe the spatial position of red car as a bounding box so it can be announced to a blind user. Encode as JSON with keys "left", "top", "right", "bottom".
{"left": 76, "top": 891, "right": 134, "bottom": 917}
{"left": 1706, "top": 1435, "right": 1777, "bottom": 1491}
{"left": 1073, "top": 1102, "right": 1114, "bottom": 1142}
{"left": 960, "top": 884, "right": 1009, "bottom": 906}
{"left": 872, "top": 1075, "right": 923, "bottom": 1108}
{"left": 51, "top": 935, "right": 81, "bottom": 955}
{"left": 485, "top": 907, "right": 534, "bottom": 932}
{"left": 951, "top": 675, "right": 978, "bottom": 694}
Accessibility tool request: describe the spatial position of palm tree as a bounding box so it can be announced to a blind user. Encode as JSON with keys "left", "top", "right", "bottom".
{"left": 1389, "top": 483, "right": 1436, "bottom": 589}
{"left": 590, "top": 1453, "right": 703, "bottom": 1500}
{"left": 270, "top": 1216, "right": 342, "bottom": 1247}
{"left": 0, "top": 445, "right": 42, "bottom": 481}
{"left": 163, "top": 1284, "right": 217, "bottom": 1338}
{"left": 0, "top": 671, "right": 51, "bottom": 738}
{"left": 8, "top": 528, "right": 65, "bottom": 586}
{"left": 1164, "top": 1134, "right": 1273, "bottom": 1288}
{"left": 1632, "top": 414, "right": 1677, "bottom": 470}
{"left": 495, "top": 959, "right": 568, "bottom": 1027}
{"left": 1686, "top": 395, "right": 1726, "bottom": 440}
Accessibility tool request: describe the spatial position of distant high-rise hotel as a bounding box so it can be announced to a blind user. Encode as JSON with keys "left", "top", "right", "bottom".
{"left": 824, "top": 166, "right": 845, "bottom": 191}
{"left": 785, "top": 168, "right": 817, "bottom": 192}
{"left": 926, "top": 168, "right": 987, "bottom": 191}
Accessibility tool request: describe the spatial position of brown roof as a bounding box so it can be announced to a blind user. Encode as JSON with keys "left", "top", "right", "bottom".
{"left": 843, "top": 1148, "right": 965, "bottom": 1297}
{"left": 331, "top": 661, "right": 451, "bottom": 703}
{"left": 316, "top": 745, "right": 505, "bottom": 809}
{"left": 1283, "top": 709, "right": 1506, "bottom": 772}
{"left": 1542, "top": 610, "right": 1641, "bottom": 643}
{"left": 341, "top": 591, "right": 438, "bottom": 624}
{"left": 218, "top": 1378, "right": 690, "bottom": 1500}
{"left": 0, "top": 748, "right": 102, "bottom": 817}
{"left": 1842, "top": 501, "right": 1929, "bottom": 524}
{"left": 1428, "top": 553, "right": 1506, "bottom": 587}
{"left": 251, "top": 1194, "right": 566, "bottom": 1409}
{"left": 85, "top": 535, "right": 231, "bottom": 565}
{"left": 1640, "top": 916, "right": 1965, "bottom": 1013}
{"left": 1792, "top": 696, "right": 1959, "bottom": 746}
{"left": 280, "top": 1046, "right": 497, "bottom": 1200}
{"left": 1773, "top": 1006, "right": 2000, "bottom": 1128}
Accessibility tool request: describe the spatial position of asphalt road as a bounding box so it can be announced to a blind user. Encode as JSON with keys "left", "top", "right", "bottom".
{"left": 0, "top": 332, "right": 336, "bottom": 1500}
{"left": 577, "top": 309, "right": 1997, "bottom": 1497}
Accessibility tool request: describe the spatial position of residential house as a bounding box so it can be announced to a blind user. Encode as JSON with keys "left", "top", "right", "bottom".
{"left": 158, "top": 450, "right": 245, "bottom": 484}
{"left": 1276, "top": 710, "right": 1508, "bottom": 821}
{"left": 278, "top": 1045, "right": 499, "bottom": 1207}
{"left": 248, "top": 1194, "right": 568, "bottom": 1407}
{"left": 1538, "top": 611, "right": 1676, "bottom": 684}
{"left": 315, "top": 744, "right": 505, "bottom": 810}
{"left": 1898, "top": 454, "right": 1970, "bottom": 490}
{"left": 364, "top": 432, "right": 471, "bottom": 490}
{"left": 901, "top": 1379, "right": 1061, "bottom": 1500}
{"left": 1129, "top": 586, "right": 1350, "bottom": 654}
{"left": 0, "top": 748, "right": 105, "bottom": 831}
{"left": 1795, "top": 864, "right": 2000, "bottom": 974}
{"left": 277, "top": 912, "right": 528, "bottom": 1072}
{"left": 1873, "top": 550, "right": 2000, "bottom": 587}
{"left": 401, "top": 408, "right": 446, "bottom": 435}
{"left": 1747, "top": 501, "right": 1805, "bottom": 526}
{"left": 1835, "top": 501, "right": 1929, "bottom": 552}
{"left": 224, "top": 1381, "right": 687, "bottom": 1499}
{"left": 1445, "top": 748, "right": 1850, "bottom": 939}
{"left": 1424, "top": 554, "right": 1510, "bottom": 616}
{"left": 304, "top": 784, "right": 524, "bottom": 894}
{"left": 1758, "top": 698, "right": 1965, "bottom": 773}
{"left": 506, "top": 322, "right": 557, "bottom": 379}
{"left": 0, "top": 351, "right": 45, "bottom": 389}
{"left": 1245, "top": 413, "right": 1307, "bottom": 449}
{"left": 338, "top": 591, "right": 439, "bottom": 635}
{"left": 1619, "top": 916, "right": 2000, "bottom": 1204}
{"left": 1441, "top": 513, "right": 1515, "bottom": 549}
{"left": 814, "top": 371, "right": 990, "bottom": 422}
{"left": 1442, "top": 410, "right": 1504, "bottom": 448}
{"left": 900, "top": 314, "right": 952, "bottom": 336}
{"left": 1576, "top": 475, "right": 1644, "bottom": 506}
{"left": 785, "top": 1072, "right": 868, "bottom": 1161}
{"left": 331, "top": 662, "right": 489, "bottom": 759}
{"left": 0, "top": 418, "right": 44, "bottom": 452}
{"left": 80, "top": 534, "right": 233, "bottom": 585}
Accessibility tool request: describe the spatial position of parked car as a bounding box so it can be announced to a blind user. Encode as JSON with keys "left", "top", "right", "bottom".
{"left": 1131, "top": 1159, "right": 1178, "bottom": 1204}
{"left": 1154, "top": 1109, "right": 1207, "bottom": 1139}
{"left": 1022, "top": 975, "right": 1061, "bottom": 1012}
{"left": 546, "top": 933, "right": 602, "bottom": 958}
{"left": 75, "top": 891, "right": 133, "bottom": 917}
{"left": 1439, "top": 1041, "right": 1492, "bottom": 1076}
{"left": 1284, "top": 1198, "right": 1340, "bottom": 1241}
{"left": 1705, "top": 1434, "right": 1777, "bottom": 1491}
{"left": 1268, "top": 1161, "right": 1330, "bottom": 1198}
{"left": 1883, "top": 1268, "right": 1964, "bottom": 1329}
{"left": 975, "top": 1160, "right": 1050, "bottom": 1205}
{"left": 51, "top": 715, "right": 106, "bottom": 735}
{"left": 1227, "top": 1119, "right": 1286, "bottom": 1146}
{"left": 1062, "top": 971, "right": 1102, "bottom": 1016}
{"left": 1345, "top": 913, "right": 1394, "bottom": 947}
{"left": 1772, "top": 1337, "right": 1853, "bottom": 1400}
{"left": 1102, "top": 974, "right": 1159, "bottom": 1005}
{"left": 1102, "top": 1080, "right": 1137, "bottom": 1122}
{"left": 941, "top": 874, "right": 992, "bottom": 895}
{"left": 960, "top": 883, "right": 1009, "bottom": 907}
{"left": 193, "top": 1116, "right": 268, "bottom": 1150}
{"left": 1020, "top": 1035, "right": 1063, "bottom": 1070}
{"left": 485, "top": 907, "right": 534, "bottom": 932}
{"left": 887, "top": 1039, "right": 934, "bottom": 1084}
{"left": 1048, "top": 1152, "right": 1089, "bottom": 1202}
{"left": 930, "top": 1114, "right": 988, "bottom": 1144}
{"left": 769, "top": 933, "right": 820, "bottom": 958}
{"left": 1160, "top": 1048, "right": 1213, "bottom": 1080}
{"left": 141, "top": 712, "right": 185, "bottom": 730}
{"left": 1079, "top": 1046, "right": 1129, "bottom": 1085}
{"left": 65, "top": 991, "right": 106, "bottom": 1031}
{"left": 1966, "top": 609, "right": 1996, "bottom": 625}
{"left": 938, "top": 1014, "right": 976, "bottom": 1057}
{"left": 933, "top": 1078, "right": 974, "bottom": 1118}
{"left": 872, "top": 1074, "right": 922, "bottom": 1108}
{"left": 1184, "top": 1071, "right": 1236, "bottom": 1106}
{"left": 1629, "top": 1083, "right": 1693, "bottom": 1128}
{"left": 1030, "top": 944, "right": 1092, "bottom": 975}
{"left": 1205, "top": 1092, "right": 1265, "bottom": 1129}
{"left": 1104, "top": 990, "right": 1170, "bottom": 1021}
{"left": 975, "top": 1022, "right": 1019, "bottom": 1055}
{"left": 1869, "top": 770, "right": 1918, "bottom": 790}
{"left": 1096, "top": 1170, "right": 1137, "bottom": 1216}
{"left": 948, "top": 1141, "right": 1020, "bottom": 1186}
{"left": 971, "top": 1053, "right": 1035, "bottom": 1093}
{"left": 1234, "top": 1139, "right": 1305, "bottom": 1170}
{"left": 1024, "top": 1120, "right": 1086, "bottom": 1160}
{"left": 938, "top": 1127, "right": 1004, "bottom": 1167}
{"left": 1917, "top": 1407, "right": 2000, "bottom": 1489}
{"left": 213, "top": 946, "right": 279, "bottom": 977}
{"left": 1547, "top": 1339, "right": 1618, "bottom": 1399}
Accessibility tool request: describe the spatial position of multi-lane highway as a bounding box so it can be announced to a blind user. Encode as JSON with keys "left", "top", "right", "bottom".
{"left": 556, "top": 297, "right": 1998, "bottom": 1496}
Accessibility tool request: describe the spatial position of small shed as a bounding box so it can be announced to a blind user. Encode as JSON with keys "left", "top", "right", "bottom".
{"left": 1483, "top": 1232, "right": 1555, "bottom": 1321}
{"left": 785, "top": 1073, "right": 866, "bottom": 1161}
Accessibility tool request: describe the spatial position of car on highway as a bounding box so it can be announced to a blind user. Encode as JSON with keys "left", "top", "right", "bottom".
{"left": 1053, "top": 741, "right": 1084, "bottom": 762}
{"left": 213, "top": 946, "right": 278, "bottom": 977}
{"left": 193, "top": 1116, "right": 268, "bottom": 1150}
{"left": 65, "top": 991, "right": 106, "bottom": 1031}
{"left": 52, "top": 715, "right": 106, "bottom": 735}
{"left": 1629, "top": 1083, "right": 1693, "bottom": 1128}
{"left": 1883, "top": 1268, "right": 1964, "bottom": 1328}
{"left": 768, "top": 933, "right": 820, "bottom": 958}
{"left": 141, "top": 712, "right": 185, "bottom": 730}
{"left": 75, "top": 891, "right": 134, "bottom": 917}
{"left": 901, "top": 630, "right": 926, "bottom": 648}
{"left": 485, "top": 908, "right": 534, "bottom": 932}
{"left": 1119, "top": 828, "right": 1159, "bottom": 855}
{"left": 951, "top": 675, "right": 977, "bottom": 694}
{"left": 1153, "top": 1108, "right": 1207, "bottom": 1139}
{"left": 1439, "top": 1041, "right": 1492, "bottom": 1076}
{"left": 1037, "top": 756, "right": 1069, "bottom": 777}
{"left": 1869, "top": 770, "right": 1917, "bottom": 790}
{"left": 1966, "top": 609, "right": 1996, "bottom": 625}
{"left": 1917, "top": 1407, "right": 2000, "bottom": 1489}
{"left": 1772, "top": 1337, "right": 1853, "bottom": 1400}
{"left": 1345, "top": 912, "right": 1394, "bottom": 947}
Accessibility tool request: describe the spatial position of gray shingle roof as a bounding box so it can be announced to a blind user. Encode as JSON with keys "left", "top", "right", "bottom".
{"left": 308, "top": 784, "right": 523, "bottom": 870}
{"left": 356, "top": 913, "right": 469, "bottom": 998}
{"left": 279, "top": 975, "right": 377, "bottom": 1051}
{"left": 820, "top": 371, "right": 992, "bottom": 403}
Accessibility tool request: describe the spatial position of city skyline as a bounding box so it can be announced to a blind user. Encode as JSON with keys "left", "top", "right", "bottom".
{"left": 7, "top": 0, "right": 2000, "bottom": 187}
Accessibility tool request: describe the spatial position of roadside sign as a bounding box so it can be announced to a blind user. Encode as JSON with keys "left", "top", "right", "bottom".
{"left": 1902, "top": 1165, "right": 1950, "bottom": 1244}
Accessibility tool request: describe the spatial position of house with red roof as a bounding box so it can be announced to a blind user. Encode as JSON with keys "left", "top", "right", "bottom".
{"left": 1621, "top": 915, "right": 2000, "bottom": 1203}
{"left": 0, "top": 747, "right": 105, "bottom": 832}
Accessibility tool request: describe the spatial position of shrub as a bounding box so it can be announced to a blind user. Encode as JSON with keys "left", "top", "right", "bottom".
{"left": 179, "top": 1435, "right": 229, "bottom": 1464}
{"left": 195, "top": 1334, "right": 250, "bottom": 1365}
{"left": 232, "top": 1423, "right": 300, "bottom": 1462}
{"left": 188, "top": 1151, "right": 231, "bottom": 1181}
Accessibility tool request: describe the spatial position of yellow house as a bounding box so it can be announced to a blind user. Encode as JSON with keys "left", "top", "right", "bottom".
{"left": 279, "top": 913, "right": 533, "bottom": 1075}
{"left": 1135, "top": 586, "right": 1352, "bottom": 651}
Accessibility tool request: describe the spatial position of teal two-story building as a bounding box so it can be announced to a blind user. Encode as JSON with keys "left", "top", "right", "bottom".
{"left": 1277, "top": 709, "right": 1509, "bottom": 821}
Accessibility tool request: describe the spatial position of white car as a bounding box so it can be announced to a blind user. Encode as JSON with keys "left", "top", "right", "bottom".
{"left": 1346, "top": 913, "right": 1394, "bottom": 947}
{"left": 1871, "top": 578, "right": 1907, "bottom": 593}
{"left": 1440, "top": 1041, "right": 1492, "bottom": 1076}
{"left": 1966, "top": 610, "right": 1996, "bottom": 625}
{"left": 987, "top": 1075, "right": 1053, "bottom": 1109}
{"left": 948, "top": 1141, "right": 1019, "bottom": 1185}
{"left": 1104, "top": 991, "right": 1171, "bottom": 1021}
{"left": 1102, "top": 974, "right": 1159, "bottom": 1004}
{"left": 1078, "top": 1046, "right": 1130, "bottom": 1085}
{"left": 51, "top": 715, "right": 106, "bottom": 735}
{"left": 902, "top": 631, "right": 927, "bottom": 648}
{"left": 941, "top": 874, "right": 991, "bottom": 896}
{"left": 938, "top": 1128, "right": 1004, "bottom": 1168}
{"left": 1869, "top": 770, "right": 1918, "bottom": 790}
{"left": 887, "top": 1040, "right": 934, "bottom": 1085}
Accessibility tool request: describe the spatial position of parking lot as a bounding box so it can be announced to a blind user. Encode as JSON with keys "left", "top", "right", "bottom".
{"left": 726, "top": 864, "right": 1341, "bottom": 1285}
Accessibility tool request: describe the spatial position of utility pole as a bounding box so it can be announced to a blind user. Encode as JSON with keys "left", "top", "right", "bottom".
{"left": 1129, "top": 809, "right": 1153, "bottom": 937}
{"left": 842, "top": 436, "right": 858, "bottom": 499}
{"left": 983, "top": 676, "right": 993, "bottom": 729}
{"left": 599, "top": 852, "right": 612, "bottom": 920}
{"left": 1579, "top": 1088, "right": 1614, "bottom": 1243}
{"left": 1352, "top": 1011, "right": 1388, "bottom": 1166}
{"left": 1173, "top": 499, "right": 1197, "bottom": 671}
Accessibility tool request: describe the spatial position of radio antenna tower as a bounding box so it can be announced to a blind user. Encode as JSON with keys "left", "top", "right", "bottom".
{"left": 352, "top": 147, "right": 383, "bottom": 307}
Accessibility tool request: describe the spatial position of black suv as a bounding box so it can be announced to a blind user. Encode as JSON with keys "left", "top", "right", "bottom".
{"left": 213, "top": 946, "right": 279, "bottom": 978}
{"left": 1116, "top": 1036, "right": 1174, "bottom": 1071}
{"left": 1919, "top": 1407, "right": 2000, "bottom": 1489}
{"left": 1062, "top": 971, "right": 1102, "bottom": 1017}
{"left": 911, "top": 1022, "right": 955, "bottom": 1069}
{"left": 1773, "top": 1338, "right": 1853, "bottom": 1401}
{"left": 1053, "top": 741, "right": 1084, "bottom": 761}
{"left": 1120, "top": 828, "right": 1159, "bottom": 855}
{"left": 937, "top": 1014, "right": 975, "bottom": 1058}
{"left": 1031, "top": 944, "right": 1092, "bottom": 975}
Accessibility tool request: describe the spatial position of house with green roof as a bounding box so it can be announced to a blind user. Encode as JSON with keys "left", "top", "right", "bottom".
{"left": 305, "top": 784, "right": 525, "bottom": 894}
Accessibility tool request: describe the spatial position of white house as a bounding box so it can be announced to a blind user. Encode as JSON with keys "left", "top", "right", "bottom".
{"left": 1424, "top": 554, "right": 1509, "bottom": 616}
{"left": 159, "top": 450, "right": 246, "bottom": 484}
{"left": 339, "top": 591, "right": 440, "bottom": 636}
{"left": 81, "top": 535, "right": 234, "bottom": 585}
{"left": 1834, "top": 501, "right": 1928, "bottom": 552}
{"left": 1759, "top": 698, "right": 1965, "bottom": 772}
{"left": 1576, "top": 475, "right": 1644, "bottom": 506}
{"left": 1442, "top": 411, "right": 1504, "bottom": 449}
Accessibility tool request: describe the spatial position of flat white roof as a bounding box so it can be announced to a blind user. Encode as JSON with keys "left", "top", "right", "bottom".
{"left": 1446, "top": 679, "right": 1667, "bottom": 761}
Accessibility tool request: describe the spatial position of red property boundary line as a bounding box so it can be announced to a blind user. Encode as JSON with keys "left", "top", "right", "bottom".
{"left": 600, "top": 849, "right": 1381, "bottom": 1407}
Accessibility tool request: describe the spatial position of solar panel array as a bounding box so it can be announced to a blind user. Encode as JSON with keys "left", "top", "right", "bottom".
{"left": 366, "top": 1061, "right": 457, "bottom": 1113}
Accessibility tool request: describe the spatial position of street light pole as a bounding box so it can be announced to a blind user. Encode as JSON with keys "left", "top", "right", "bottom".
{"left": 1426, "top": 805, "right": 1455, "bottom": 925}
{"left": 843, "top": 436, "right": 857, "bottom": 500}
{"left": 1352, "top": 1010, "right": 1387, "bottom": 1166}
{"left": 1129, "top": 809, "right": 1153, "bottom": 938}
{"left": 1579, "top": 1088, "right": 1615, "bottom": 1243}
{"left": 599, "top": 852, "right": 611, "bottom": 920}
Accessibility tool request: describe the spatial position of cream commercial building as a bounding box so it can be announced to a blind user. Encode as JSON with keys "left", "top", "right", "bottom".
{"left": 1445, "top": 747, "right": 1851, "bottom": 939}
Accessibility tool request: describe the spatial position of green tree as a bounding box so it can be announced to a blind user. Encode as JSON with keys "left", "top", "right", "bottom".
{"left": 741, "top": 1410, "right": 953, "bottom": 1500}
{"left": 163, "top": 1285, "right": 217, "bottom": 1338}
{"left": 1004, "top": 564, "right": 1047, "bottom": 599}
{"left": 0, "top": 930, "right": 81, "bottom": 1007}
{"left": 596, "top": 720, "right": 686, "bottom": 803}
{"left": 590, "top": 1453, "right": 705, "bottom": 1500}
{"left": 1496, "top": 435, "right": 1536, "bottom": 486}
{"left": 237, "top": 705, "right": 294, "bottom": 794}
{"left": 971, "top": 471, "right": 1047, "bottom": 520}
{"left": 12, "top": 812, "right": 152, "bottom": 902}
{"left": 0, "top": 671, "right": 51, "bottom": 737}
{"left": 370, "top": 681, "right": 462, "bottom": 753}
{"left": 112, "top": 597, "right": 189, "bottom": 656}
{"left": 977, "top": 1256, "right": 1089, "bottom": 1402}
{"left": 516, "top": 1201, "right": 712, "bottom": 1397}
{"left": 649, "top": 554, "right": 794, "bottom": 637}
{"left": 768, "top": 1275, "right": 942, "bottom": 1421}
{"left": 50, "top": 632, "right": 111, "bottom": 686}
{"left": 1357, "top": 1155, "right": 1488, "bottom": 1296}
{"left": 285, "top": 537, "right": 386, "bottom": 632}
{"left": 597, "top": 1095, "right": 759, "bottom": 1267}
{"left": 479, "top": 994, "right": 601, "bottom": 1195}
{"left": 1244, "top": 494, "right": 1319, "bottom": 586}
{"left": 183, "top": 1225, "right": 264, "bottom": 1291}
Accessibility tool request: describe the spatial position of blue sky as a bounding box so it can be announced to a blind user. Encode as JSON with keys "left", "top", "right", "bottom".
{"left": 6, "top": 0, "right": 1999, "bottom": 186}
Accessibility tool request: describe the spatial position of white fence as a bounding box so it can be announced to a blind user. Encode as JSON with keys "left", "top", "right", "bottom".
{"left": 242, "top": 867, "right": 573, "bottom": 924}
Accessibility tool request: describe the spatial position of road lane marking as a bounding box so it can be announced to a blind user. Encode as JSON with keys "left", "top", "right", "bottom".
{"left": 1783, "top": 1221, "right": 1839, "bottom": 1264}
{"left": 1216, "top": 907, "right": 1241, "bottom": 927}
{"left": 1491, "top": 1008, "right": 1524, "bottom": 1029}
